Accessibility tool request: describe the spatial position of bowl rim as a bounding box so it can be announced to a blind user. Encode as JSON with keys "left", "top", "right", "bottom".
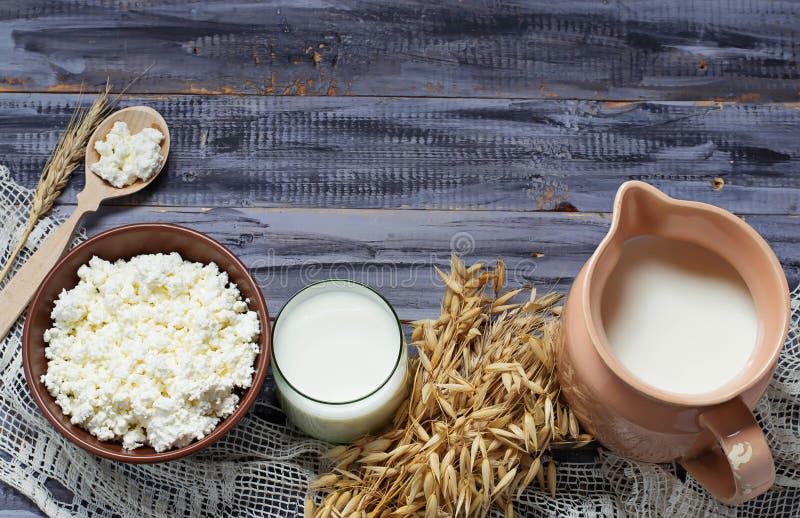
{"left": 22, "top": 223, "right": 271, "bottom": 463}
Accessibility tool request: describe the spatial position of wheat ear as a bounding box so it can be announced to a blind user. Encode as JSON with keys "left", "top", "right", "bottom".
{"left": 0, "top": 83, "right": 115, "bottom": 284}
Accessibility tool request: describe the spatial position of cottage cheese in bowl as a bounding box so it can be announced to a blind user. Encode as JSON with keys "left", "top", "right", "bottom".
{"left": 41, "top": 252, "right": 260, "bottom": 452}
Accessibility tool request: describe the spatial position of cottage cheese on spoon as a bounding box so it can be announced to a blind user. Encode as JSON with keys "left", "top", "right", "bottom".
{"left": 41, "top": 253, "right": 260, "bottom": 452}
{"left": 91, "top": 121, "right": 164, "bottom": 187}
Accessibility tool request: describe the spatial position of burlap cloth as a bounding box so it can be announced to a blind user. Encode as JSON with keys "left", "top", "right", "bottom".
{"left": 1, "top": 165, "right": 798, "bottom": 517}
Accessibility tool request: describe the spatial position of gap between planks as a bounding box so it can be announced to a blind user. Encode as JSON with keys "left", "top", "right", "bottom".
{"left": 55, "top": 202, "right": 800, "bottom": 218}
{"left": 0, "top": 89, "right": 779, "bottom": 105}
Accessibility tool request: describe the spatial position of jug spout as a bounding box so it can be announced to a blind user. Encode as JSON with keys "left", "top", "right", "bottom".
{"left": 610, "top": 180, "right": 675, "bottom": 241}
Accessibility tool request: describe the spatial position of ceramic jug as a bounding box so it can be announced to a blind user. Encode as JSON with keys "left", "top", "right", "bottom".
{"left": 558, "top": 181, "right": 790, "bottom": 504}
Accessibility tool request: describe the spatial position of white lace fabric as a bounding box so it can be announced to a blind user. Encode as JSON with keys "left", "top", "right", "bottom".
{"left": 0, "top": 165, "right": 798, "bottom": 517}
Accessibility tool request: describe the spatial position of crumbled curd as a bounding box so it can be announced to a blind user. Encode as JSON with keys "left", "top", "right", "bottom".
{"left": 91, "top": 121, "right": 164, "bottom": 188}
{"left": 41, "top": 253, "right": 260, "bottom": 452}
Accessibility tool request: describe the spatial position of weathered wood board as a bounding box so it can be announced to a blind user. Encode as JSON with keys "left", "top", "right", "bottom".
{"left": 71, "top": 205, "right": 799, "bottom": 320}
{"left": 3, "top": 94, "right": 800, "bottom": 215}
{"left": 0, "top": 1, "right": 799, "bottom": 101}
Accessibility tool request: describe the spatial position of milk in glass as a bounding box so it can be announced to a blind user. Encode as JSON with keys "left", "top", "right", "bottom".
{"left": 272, "top": 281, "right": 408, "bottom": 443}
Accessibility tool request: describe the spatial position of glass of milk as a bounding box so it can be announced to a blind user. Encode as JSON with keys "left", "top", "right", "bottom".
{"left": 271, "top": 280, "right": 409, "bottom": 443}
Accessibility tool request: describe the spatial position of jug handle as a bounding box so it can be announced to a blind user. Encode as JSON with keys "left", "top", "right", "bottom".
{"left": 679, "top": 397, "right": 774, "bottom": 504}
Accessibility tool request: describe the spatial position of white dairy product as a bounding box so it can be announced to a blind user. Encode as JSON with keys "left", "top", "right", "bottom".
{"left": 272, "top": 281, "right": 408, "bottom": 443}
{"left": 274, "top": 288, "right": 400, "bottom": 402}
{"left": 601, "top": 236, "right": 758, "bottom": 395}
{"left": 41, "top": 253, "right": 260, "bottom": 452}
{"left": 91, "top": 121, "right": 164, "bottom": 187}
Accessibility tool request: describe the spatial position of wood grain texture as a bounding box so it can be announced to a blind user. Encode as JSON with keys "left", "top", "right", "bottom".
{"left": 0, "top": 1, "right": 799, "bottom": 101}
{"left": 3, "top": 94, "right": 800, "bottom": 215}
{"left": 0, "top": 491, "right": 42, "bottom": 516}
{"left": 70, "top": 205, "right": 800, "bottom": 321}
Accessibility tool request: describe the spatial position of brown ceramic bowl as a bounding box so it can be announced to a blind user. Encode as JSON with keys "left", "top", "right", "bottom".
{"left": 22, "top": 223, "right": 271, "bottom": 463}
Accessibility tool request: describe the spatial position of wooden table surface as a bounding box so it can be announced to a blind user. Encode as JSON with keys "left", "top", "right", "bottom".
{"left": 2, "top": 1, "right": 800, "bottom": 515}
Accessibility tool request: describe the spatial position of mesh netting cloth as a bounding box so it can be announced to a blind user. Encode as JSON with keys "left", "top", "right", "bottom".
{"left": 1, "top": 165, "right": 798, "bottom": 517}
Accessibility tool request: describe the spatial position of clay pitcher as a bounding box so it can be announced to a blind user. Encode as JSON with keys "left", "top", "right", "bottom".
{"left": 558, "top": 181, "right": 790, "bottom": 504}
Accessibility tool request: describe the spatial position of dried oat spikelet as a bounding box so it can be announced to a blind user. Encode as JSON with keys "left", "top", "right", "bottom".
{"left": 310, "top": 255, "right": 591, "bottom": 517}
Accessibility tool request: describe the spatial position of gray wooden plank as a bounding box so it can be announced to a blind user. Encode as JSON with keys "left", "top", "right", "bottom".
{"left": 3, "top": 94, "right": 800, "bottom": 215}
{"left": 0, "top": 487, "right": 43, "bottom": 516}
{"left": 78, "top": 206, "right": 601, "bottom": 320}
{"left": 0, "top": 1, "right": 799, "bottom": 101}
{"left": 69, "top": 205, "right": 800, "bottom": 320}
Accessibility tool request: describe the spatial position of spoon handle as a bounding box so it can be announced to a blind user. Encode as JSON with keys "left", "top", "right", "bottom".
{"left": 0, "top": 200, "right": 97, "bottom": 340}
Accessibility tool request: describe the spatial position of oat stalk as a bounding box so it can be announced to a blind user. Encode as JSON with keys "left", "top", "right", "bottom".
{"left": 0, "top": 83, "right": 116, "bottom": 284}
{"left": 309, "top": 256, "right": 592, "bottom": 518}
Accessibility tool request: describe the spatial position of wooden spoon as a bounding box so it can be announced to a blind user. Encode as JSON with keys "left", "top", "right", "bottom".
{"left": 0, "top": 106, "right": 170, "bottom": 338}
